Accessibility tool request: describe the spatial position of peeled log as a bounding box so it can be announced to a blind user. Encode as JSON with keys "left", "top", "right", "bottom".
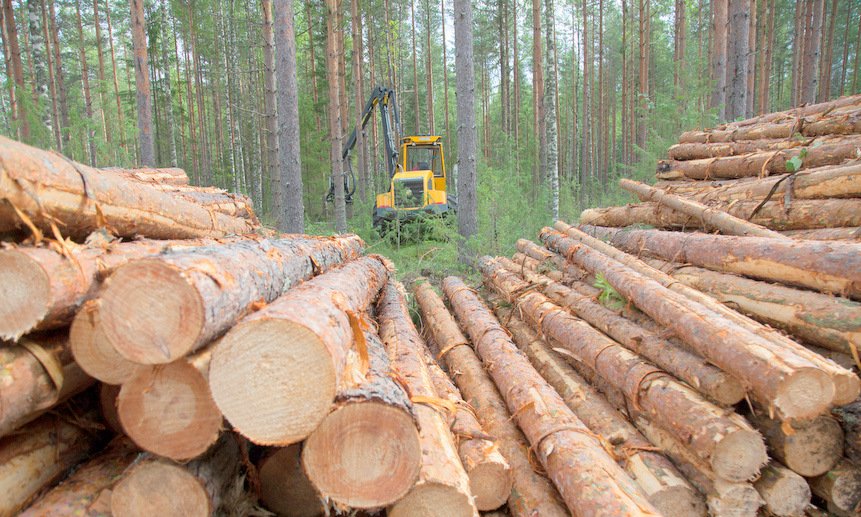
{"left": 412, "top": 280, "right": 568, "bottom": 517}
{"left": 661, "top": 161, "right": 861, "bottom": 202}
{"left": 645, "top": 258, "right": 861, "bottom": 358}
{"left": 657, "top": 135, "right": 861, "bottom": 179}
{"left": 0, "top": 333, "right": 94, "bottom": 438}
{"left": 258, "top": 445, "right": 324, "bottom": 517}
{"left": 111, "top": 434, "right": 242, "bottom": 517}
{"left": 834, "top": 399, "right": 861, "bottom": 466}
{"left": 19, "top": 436, "right": 139, "bottom": 516}
{"left": 210, "top": 255, "right": 386, "bottom": 445}
{"left": 498, "top": 257, "right": 746, "bottom": 406}
{"left": 748, "top": 413, "right": 843, "bottom": 477}
{"left": 377, "top": 280, "right": 477, "bottom": 517}
{"left": 582, "top": 224, "right": 861, "bottom": 301}
{"left": 556, "top": 221, "right": 860, "bottom": 406}
{"left": 0, "top": 135, "right": 255, "bottom": 239}
{"left": 0, "top": 238, "right": 214, "bottom": 340}
{"left": 0, "top": 410, "right": 106, "bottom": 516}
{"left": 496, "top": 305, "right": 706, "bottom": 516}
{"left": 302, "top": 326, "right": 421, "bottom": 510}
{"left": 118, "top": 345, "right": 222, "bottom": 461}
{"left": 108, "top": 166, "right": 189, "bottom": 185}
{"left": 442, "top": 276, "right": 658, "bottom": 515}
{"left": 754, "top": 463, "right": 812, "bottom": 517}
{"left": 70, "top": 301, "right": 140, "bottom": 385}
{"left": 581, "top": 198, "right": 861, "bottom": 232}
{"left": 101, "top": 234, "right": 364, "bottom": 364}
{"left": 809, "top": 459, "right": 861, "bottom": 516}
{"left": 620, "top": 179, "right": 786, "bottom": 238}
{"left": 480, "top": 258, "right": 767, "bottom": 482}
{"left": 633, "top": 415, "right": 764, "bottom": 517}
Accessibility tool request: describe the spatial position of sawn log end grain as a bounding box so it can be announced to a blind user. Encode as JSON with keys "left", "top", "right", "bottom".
{"left": 0, "top": 249, "right": 51, "bottom": 339}
{"left": 110, "top": 460, "right": 211, "bottom": 517}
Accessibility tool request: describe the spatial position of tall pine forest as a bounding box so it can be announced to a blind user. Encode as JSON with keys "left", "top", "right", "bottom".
{"left": 1, "top": 0, "right": 859, "bottom": 266}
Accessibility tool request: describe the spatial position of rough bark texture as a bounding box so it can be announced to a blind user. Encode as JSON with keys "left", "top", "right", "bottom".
{"left": 498, "top": 257, "right": 746, "bottom": 406}
{"left": 496, "top": 306, "right": 706, "bottom": 516}
{"left": 748, "top": 412, "right": 843, "bottom": 477}
{"left": 454, "top": 0, "right": 478, "bottom": 246}
{"left": 558, "top": 221, "right": 859, "bottom": 406}
{"left": 324, "top": 0, "right": 346, "bottom": 234}
{"left": 646, "top": 258, "right": 861, "bottom": 358}
{"left": 302, "top": 326, "right": 421, "bottom": 510}
{"left": 209, "top": 254, "right": 385, "bottom": 445}
{"left": 724, "top": 0, "right": 750, "bottom": 120}
{"left": 618, "top": 179, "right": 786, "bottom": 238}
{"left": 19, "top": 436, "right": 139, "bottom": 516}
{"left": 753, "top": 462, "right": 811, "bottom": 516}
{"left": 0, "top": 136, "right": 256, "bottom": 240}
{"left": 377, "top": 281, "right": 477, "bottom": 517}
{"left": 0, "top": 409, "right": 106, "bottom": 516}
{"left": 0, "top": 238, "right": 213, "bottom": 340}
{"left": 70, "top": 301, "right": 141, "bottom": 385}
{"left": 118, "top": 345, "right": 222, "bottom": 461}
{"left": 783, "top": 227, "right": 861, "bottom": 241}
{"left": 443, "top": 276, "right": 659, "bottom": 515}
{"left": 0, "top": 334, "right": 94, "bottom": 438}
{"left": 809, "top": 459, "right": 861, "bottom": 516}
{"left": 666, "top": 136, "right": 840, "bottom": 160}
{"left": 541, "top": 227, "right": 836, "bottom": 419}
{"left": 412, "top": 280, "right": 568, "bottom": 517}
{"left": 130, "top": 0, "right": 154, "bottom": 166}
{"left": 834, "top": 399, "right": 861, "bottom": 467}
{"left": 100, "top": 235, "right": 364, "bottom": 365}
{"left": 581, "top": 198, "right": 861, "bottom": 232}
{"left": 481, "top": 258, "right": 767, "bottom": 483}
{"left": 258, "top": 445, "right": 323, "bottom": 517}
{"left": 111, "top": 434, "right": 242, "bottom": 517}
{"left": 582, "top": 224, "right": 861, "bottom": 300}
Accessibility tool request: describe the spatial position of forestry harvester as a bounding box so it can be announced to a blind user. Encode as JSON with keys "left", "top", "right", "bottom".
{"left": 332, "top": 85, "right": 456, "bottom": 232}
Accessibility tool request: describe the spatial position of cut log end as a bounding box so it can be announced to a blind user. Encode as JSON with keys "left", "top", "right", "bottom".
{"left": 708, "top": 481, "right": 764, "bottom": 517}
{"left": 784, "top": 418, "right": 844, "bottom": 478}
{"left": 110, "top": 460, "right": 211, "bottom": 517}
{"left": 650, "top": 484, "right": 708, "bottom": 517}
{"left": 387, "top": 482, "right": 476, "bottom": 517}
{"left": 832, "top": 374, "right": 861, "bottom": 407}
{"left": 118, "top": 361, "right": 221, "bottom": 461}
{"left": 258, "top": 445, "right": 323, "bottom": 517}
{"left": 302, "top": 401, "right": 421, "bottom": 509}
{"left": 209, "top": 319, "right": 337, "bottom": 445}
{"left": 0, "top": 250, "right": 50, "bottom": 339}
{"left": 774, "top": 368, "right": 836, "bottom": 420}
{"left": 755, "top": 465, "right": 811, "bottom": 517}
{"left": 711, "top": 427, "right": 769, "bottom": 482}
{"left": 468, "top": 459, "right": 512, "bottom": 511}
{"left": 100, "top": 260, "right": 204, "bottom": 364}
{"left": 70, "top": 305, "right": 140, "bottom": 385}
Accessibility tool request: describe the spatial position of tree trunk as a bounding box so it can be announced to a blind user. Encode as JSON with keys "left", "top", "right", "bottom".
{"left": 117, "top": 345, "right": 221, "bottom": 461}
{"left": 275, "top": 0, "right": 304, "bottom": 232}
{"left": 0, "top": 137, "right": 256, "bottom": 239}
{"left": 532, "top": 0, "right": 543, "bottom": 190}
{"left": 74, "top": 0, "right": 97, "bottom": 165}
{"left": 499, "top": 256, "right": 746, "bottom": 406}
{"left": 808, "top": 459, "right": 861, "bottom": 516}
{"left": 481, "top": 258, "right": 767, "bottom": 482}
{"left": 325, "top": 0, "right": 347, "bottom": 233}
{"left": 258, "top": 445, "right": 324, "bottom": 517}
{"left": 207, "top": 254, "right": 382, "bottom": 445}
{"left": 0, "top": 409, "right": 106, "bottom": 516}
{"left": 443, "top": 276, "right": 659, "bottom": 515}
{"left": 0, "top": 334, "right": 94, "bottom": 438}
{"left": 92, "top": 0, "right": 109, "bottom": 145}
{"left": 454, "top": 0, "right": 477, "bottom": 251}
{"left": 666, "top": 136, "right": 842, "bottom": 159}
{"left": 541, "top": 227, "right": 836, "bottom": 419}
{"left": 424, "top": 0, "right": 433, "bottom": 134}
{"left": 412, "top": 279, "right": 568, "bottom": 517}
{"left": 261, "top": 0, "right": 278, "bottom": 217}
{"left": 580, "top": 0, "right": 591, "bottom": 189}
{"left": 724, "top": 0, "right": 749, "bottom": 120}
{"left": 414, "top": 282, "right": 512, "bottom": 511}
{"left": 818, "top": 0, "right": 837, "bottom": 102}
{"left": 620, "top": 178, "right": 785, "bottom": 238}
{"left": 351, "top": 0, "right": 367, "bottom": 199}
{"left": 637, "top": 0, "right": 650, "bottom": 143}
{"left": 70, "top": 301, "right": 141, "bottom": 385}
{"left": 377, "top": 281, "right": 477, "bottom": 517}
{"left": 441, "top": 0, "right": 451, "bottom": 143}
{"left": 302, "top": 326, "right": 421, "bottom": 510}
{"left": 38, "top": 0, "right": 61, "bottom": 150}
{"left": 496, "top": 306, "right": 706, "bottom": 516}
{"left": 710, "top": 0, "right": 728, "bottom": 119}
{"left": 800, "top": 0, "right": 824, "bottom": 104}
{"left": 111, "top": 434, "right": 242, "bottom": 517}
{"left": 101, "top": 235, "right": 364, "bottom": 367}
{"left": 582, "top": 224, "right": 861, "bottom": 301}
{"left": 556, "top": 221, "right": 860, "bottom": 406}
{"left": 2, "top": 0, "right": 29, "bottom": 141}
{"left": 745, "top": 0, "right": 756, "bottom": 117}
{"left": 748, "top": 413, "right": 842, "bottom": 477}
{"left": 19, "top": 437, "right": 138, "bottom": 516}
{"left": 130, "top": 0, "right": 154, "bottom": 166}
{"left": 543, "top": 0, "right": 558, "bottom": 220}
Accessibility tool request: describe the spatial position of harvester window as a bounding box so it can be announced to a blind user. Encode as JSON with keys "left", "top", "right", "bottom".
{"left": 406, "top": 146, "right": 443, "bottom": 177}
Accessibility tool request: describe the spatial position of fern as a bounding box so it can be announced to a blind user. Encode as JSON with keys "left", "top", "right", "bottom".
{"left": 594, "top": 273, "right": 625, "bottom": 310}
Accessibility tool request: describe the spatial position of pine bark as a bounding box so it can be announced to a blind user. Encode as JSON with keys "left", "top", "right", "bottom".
{"left": 443, "top": 276, "right": 659, "bottom": 515}
{"left": 377, "top": 281, "right": 477, "bottom": 517}
{"left": 454, "top": 0, "right": 477, "bottom": 247}
{"left": 834, "top": 400, "right": 861, "bottom": 466}
{"left": 74, "top": 0, "right": 97, "bottom": 165}
{"left": 800, "top": 0, "right": 824, "bottom": 104}
{"left": 325, "top": 0, "right": 347, "bottom": 233}
{"left": 412, "top": 280, "right": 569, "bottom": 517}
{"left": 275, "top": 0, "right": 304, "bottom": 232}
{"left": 711, "top": 0, "right": 728, "bottom": 118}
{"left": 261, "top": 0, "right": 278, "bottom": 217}
{"left": 130, "top": 0, "right": 155, "bottom": 166}
{"left": 2, "top": 0, "right": 29, "bottom": 141}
